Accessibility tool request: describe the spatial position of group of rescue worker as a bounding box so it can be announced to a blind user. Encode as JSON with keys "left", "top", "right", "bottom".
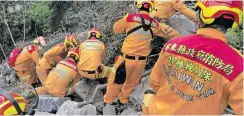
{"left": 1, "top": 0, "right": 243, "bottom": 115}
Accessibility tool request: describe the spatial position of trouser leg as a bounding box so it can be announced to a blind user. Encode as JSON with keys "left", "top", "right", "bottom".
{"left": 103, "top": 56, "right": 125, "bottom": 104}
{"left": 118, "top": 59, "right": 146, "bottom": 104}
{"left": 36, "top": 65, "right": 49, "bottom": 86}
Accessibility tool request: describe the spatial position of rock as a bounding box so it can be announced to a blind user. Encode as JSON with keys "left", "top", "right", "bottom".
{"left": 94, "top": 101, "right": 104, "bottom": 112}
{"left": 74, "top": 79, "right": 103, "bottom": 103}
{"left": 34, "top": 111, "right": 54, "bottom": 115}
{"left": 37, "top": 95, "right": 71, "bottom": 113}
{"left": 57, "top": 101, "right": 96, "bottom": 115}
{"left": 74, "top": 104, "right": 97, "bottom": 115}
{"left": 131, "top": 76, "right": 150, "bottom": 105}
{"left": 121, "top": 108, "right": 137, "bottom": 115}
{"left": 103, "top": 104, "right": 116, "bottom": 115}
{"left": 56, "top": 100, "right": 79, "bottom": 115}
{"left": 136, "top": 112, "right": 143, "bottom": 115}
{"left": 168, "top": 13, "right": 197, "bottom": 36}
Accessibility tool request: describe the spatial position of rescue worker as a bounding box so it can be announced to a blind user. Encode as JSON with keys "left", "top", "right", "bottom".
{"left": 0, "top": 90, "right": 35, "bottom": 115}
{"left": 150, "top": 0, "right": 198, "bottom": 36}
{"left": 104, "top": 0, "right": 180, "bottom": 105}
{"left": 36, "top": 34, "right": 78, "bottom": 86}
{"left": 150, "top": 0, "right": 197, "bottom": 23}
{"left": 143, "top": 0, "right": 243, "bottom": 115}
{"left": 36, "top": 47, "right": 80, "bottom": 97}
{"left": 78, "top": 28, "right": 111, "bottom": 80}
{"left": 8, "top": 36, "right": 48, "bottom": 86}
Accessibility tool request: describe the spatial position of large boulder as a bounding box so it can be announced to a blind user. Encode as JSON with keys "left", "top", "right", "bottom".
{"left": 36, "top": 95, "right": 71, "bottom": 113}
{"left": 74, "top": 79, "right": 103, "bottom": 103}
{"left": 56, "top": 100, "right": 96, "bottom": 115}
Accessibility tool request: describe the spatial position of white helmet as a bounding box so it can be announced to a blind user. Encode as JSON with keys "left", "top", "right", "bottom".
{"left": 33, "top": 36, "right": 48, "bottom": 47}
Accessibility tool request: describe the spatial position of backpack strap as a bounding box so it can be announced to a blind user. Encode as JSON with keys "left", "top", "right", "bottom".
{"left": 126, "top": 14, "right": 154, "bottom": 38}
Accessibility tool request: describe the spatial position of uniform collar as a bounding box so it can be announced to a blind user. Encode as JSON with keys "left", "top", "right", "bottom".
{"left": 196, "top": 28, "right": 227, "bottom": 43}
{"left": 139, "top": 11, "right": 149, "bottom": 15}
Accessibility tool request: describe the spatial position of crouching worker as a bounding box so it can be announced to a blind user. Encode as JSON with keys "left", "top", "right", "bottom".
{"left": 36, "top": 47, "right": 80, "bottom": 97}
{"left": 78, "top": 28, "right": 111, "bottom": 81}
{"left": 36, "top": 34, "right": 78, "bottom": 86}
{"left": 8, "top": 36, "right": 48, "bottom": 86}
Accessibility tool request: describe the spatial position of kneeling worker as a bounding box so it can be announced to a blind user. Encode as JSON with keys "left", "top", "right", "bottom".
{"left": 78, "top": 28, "right": 111, "bottom": 80}
{"left": 36, "top": 47, "right": 80, "bottom": 97}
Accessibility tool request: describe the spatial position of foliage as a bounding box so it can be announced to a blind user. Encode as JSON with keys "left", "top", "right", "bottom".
{"left": 226, "top": 19, "right": 243, "bottom": 53}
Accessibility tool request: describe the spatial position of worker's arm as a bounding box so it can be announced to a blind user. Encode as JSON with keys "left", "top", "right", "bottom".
{"left": 101, "top": 44, "right": 106, "bottom": 62}
{"left": 113, "top": 14, "right": 128, "bottom": 34}
{"left": 149, "top": 51, "right": 164, "bottom": 93}
{"left": 153, "top": 23, "right": 180, "bottom": 39}
{"left": 228, "top": 72, "right": 243, "bottom": 115}
{"left": 171, "top": 0, "right": 197, "bottom": 22}
{"left": 43, "top": 45, "right": 64, "bottom": 65}
{"left": 30, "top": 50, "right": 40, "bottom": 64}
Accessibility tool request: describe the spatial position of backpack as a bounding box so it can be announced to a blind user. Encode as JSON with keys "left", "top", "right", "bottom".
{"left": 8, "top": 48, "right": 22, "bottom": 67}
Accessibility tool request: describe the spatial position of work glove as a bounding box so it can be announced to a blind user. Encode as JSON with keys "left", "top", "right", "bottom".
{"left": 97, "top": 65, "right": 103, "bottom": 73}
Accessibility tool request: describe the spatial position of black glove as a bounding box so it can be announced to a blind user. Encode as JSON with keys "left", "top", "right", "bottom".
{"left": 97, "top": 65, "right": 103, "bottom": 73}
{"left": 144, "top": 89, "right": 155, "bottom": 94}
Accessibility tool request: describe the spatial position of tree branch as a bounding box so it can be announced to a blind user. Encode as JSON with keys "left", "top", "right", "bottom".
{"left": 0, "top": 2, "right": 17, "bottom": 48}
{"left": 21, "top": 0, "right": 26, "bottom": 47}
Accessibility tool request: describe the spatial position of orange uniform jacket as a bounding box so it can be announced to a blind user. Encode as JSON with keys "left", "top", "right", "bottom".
{"left": 147, "top": 28, "right": 243, "bottom": 115}
{"left": 37, "top": 58, "right": 80, "bottom": 97}
{"left": 78, "top": 39, "right": 106, "bottom": 71}
{"left": 38, "top": 43, "right": 67, "bottom": 70}
{"left": 13, "top": 44, "right": 40, "bottom": 85}
{"left": 150, "top": 0, "right": 197, "bottom": 23}
{"left": 37, "top": 43, "right": 68, "bottom": 85}
{"left": 113, "top": 11, "right": 180, "bottom": 57}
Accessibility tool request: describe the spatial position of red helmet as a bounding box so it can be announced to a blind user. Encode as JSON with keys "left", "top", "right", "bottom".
{"left": 0, "top": 91, "right": 27, "bottom": 115}
{"left": 195, "top": 0, "right": 243, "bottom": 29}
{"left": 67, "top": 47, "right": 80, "bottom": 60}
{"left": 87, "top": 28, "right": 101, "bottom": 39}
{"left": 137, "top": 0, "right": 155, "bottom": 12}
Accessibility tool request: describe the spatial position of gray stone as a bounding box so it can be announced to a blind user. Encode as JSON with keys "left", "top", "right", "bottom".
{"left": 103, "top": 104, "right": 116, "bottom": 115}
{"left": 121, "top": 108, "right": 137, "bottom": 115}
{"left": 57, "top": 101, "right": 96, "bottom": 115}
{"left": 94, "top": 101, "right": 104, "bottom": 112}
{"left": 131, "top": 76, "right": 150, "bottom": 104}
{"left": 34, "top": 111, "right": 54, "bottom": 115}
{"left": 36, "top": 95, "right": 71, "bottom": 113}
{"left": 168, "top": 13, "right": 197, "bottom": 36}
{"left": 74, "top": 104, "right": 97, "bottom": 115}
{"left": 74, "top": 80, "right": 103, "bottom": 103}
{"left": 56, "top": 100, "right": 79, "bottom": 115}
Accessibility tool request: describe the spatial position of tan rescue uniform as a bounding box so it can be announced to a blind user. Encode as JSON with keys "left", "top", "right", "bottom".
{"left": 36, "top": 43, "right": 68, "bottom": 85}
{"left": 143, "top": 28, "right": 243, "bottom": 115}
{"left": 78, "top": 39, "right": 111, "bottom": 80}
{"left": 36, "top": 58, "right": 80, "bottom": 97}
{"left": 150, "top": 0, "right": 197, "bottom": 23}
{"left": 104, "top": 11, "right": 180, "bottom": 104}
{"left": 13, "top": 45, "right": 40, "bottom": 85}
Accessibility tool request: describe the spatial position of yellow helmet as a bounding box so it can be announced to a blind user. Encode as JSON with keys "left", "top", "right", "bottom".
{"left": 64, "top": 34, "right": 78, "bottom": 51}
{"left": 195, "top": 0, "right": 243, "bottom": 29}
{"left": 87, "top": 28, "right": 101, "bottom": 39}
{"left": 0, "top": 91, "right": 27, "bottom": 115}
{"left": 136, "top": 0, "right": 155, "bottom": 12}
{"left": 67, "top": 47, "right": 80, "bottom": 61}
